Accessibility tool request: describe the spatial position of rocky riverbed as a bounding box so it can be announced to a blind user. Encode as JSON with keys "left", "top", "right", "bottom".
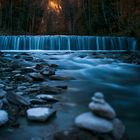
{"left": 0, "top": 51, "right": 140, "bottom": 140}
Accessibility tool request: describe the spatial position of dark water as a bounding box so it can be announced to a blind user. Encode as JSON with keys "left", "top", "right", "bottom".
{"left": 0, "top": 52, "right": 140, "bottom": 140}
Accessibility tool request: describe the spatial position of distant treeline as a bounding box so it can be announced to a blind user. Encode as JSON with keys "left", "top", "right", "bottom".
{"left": 0, "top": 0, "right": 139, "bottom": 37}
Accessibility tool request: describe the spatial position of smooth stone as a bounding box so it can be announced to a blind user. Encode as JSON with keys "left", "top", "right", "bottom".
{"left": 27, "top": 107, "right": 56, "bottom": 122}
{"left": 17, "top": 86, "right": 27, "bottom": 91}
{"left": 0, "top": 110, "right": 8, "bottom": 126}
{"left": 0, "top": 100, "right": 3, "bottom": 109}
{"left": 0, "top": 84, "right": 5, "bottom": 89}
{"left": 0, "top": 89, "right": 7, "bottom": 99}
{"left": 29, "top": 72, "right": 44, "bottom": 81}
{"left": 6, "top": 92, "right": 30, "bottom": 106}
{"left": 94, "top": 92, "right": 104, "bottom": 99}
{"left": 89, "top": 101, "right": 116, "bottom": 119}
{"left": 41, "top": 85, "right": 64, "bottom": 94}
{"left": 75, "top": 112, "right": 113, "bottom": 133}
{"left": 112, "top": 118, "right": 125, "bottom": 140}
{"left": 91, "top": 97, "right": 105, "bottom": 104}
{"left": 36, "top": 94, "right": 59, "bottom": 102}
{"left": 15, "top": 92, "right": 25, "bottom": 96}
{"left": 29, "top": 99, "right": 47, "bottom": 105}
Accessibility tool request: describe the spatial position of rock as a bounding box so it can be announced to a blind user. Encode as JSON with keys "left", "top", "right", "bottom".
{"left": 0, "top": 84, "right": 5, "bottom": 89}
{"left": 10, "top": 60, "right": 22, "bottom": 69}
{"left": 49, "top": 75, "right": 75, "bottom": 81}
{"left": 0, "top": 89, "right": 7, "bottom": 99}
{"left": 34, "top": 64, "right": 44, "bottom": 70}
{"left": 29, "top": 99, "right": 47, "bottom": 105}
{"left": 0, "top": 100, "right": 3, "bottom": 109}
{"left": 41, "top": 85, "right": 64, "bottom": 94}
{"left": 75, "top": 112, "right": 113, "bottom": 133}
{"left": 29, "top": 72, "right": 44, "bottom": 81}
{"left": 89, "top": 101, "right": 116, "bottom": 119}
{"left": 94, "top": 92, "right": 104, "bottom": 99}
{"left": 91, "top": 92, "right": 105, "bottom": 104}
{"left": 6, "top": 92, "right": 30, "bottom": 106}
{"left": 36, "top": 94, "right": 59, "bottom": 103}
{"left": 91, "top": 97, "right": 105, "bottom": 104}
{"left": 17, "top": 86, "right": 27, "bottom": 91}
{"left": 26, "top": 107, "right": 56, "bottom": 122}
{"left": 0, "top": 110, "right": 8, "bottom": 126}
{"left": 54, "top": 128, "right": 97, "bottom": 140}
{"left": 21, "top": 67, "right": 35, "bottom": 73}
{"left": 41, "top": 67, "right": 55, "bottom": 76}
{"left": 112, "top": 118, "right": 125, "bottom": 140}
{"left": 14, "top": 74, "right": 32, "bottom": 82}
{"left": 15, "top": 92, "right": 25, "bottom": 96}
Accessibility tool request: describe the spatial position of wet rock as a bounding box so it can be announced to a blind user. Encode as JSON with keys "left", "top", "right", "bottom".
{"left": 112, "top": 118, "right": 125, "bottom": 140}
{"left": 89, "top": 101, "right": 116, "bottom": 119}
{"left": 0, "top": 84, "right": 5, "bottom": 89}
{"left": 41, "top": 67, "right": 55, "bottom": 76}
{"left": 29, "top": 99, "right": 47, "bottom": 105}
{"left": 36, "top": 94, "right": 59, "bottom": 103}
{"left": 26, "top": 107, "right": 56, "bottom": 122}
{"left": 54, "top": 128, "right": 97, "bottom": 140}
{"left": 41, "top": 85, "right": 64, "bottom": 94}
{"left": 29, "top": 72, "right": 44, "bottom": 81}
{"left": 0, "top": 110, "right": 8, "bottom": 126}
{"left": 0, "top": 100, "right": 3, "bottom": 109}
{"left": 15, "top": 92, "right": 25, "bottom": 96}
{"left": 6, "top": 92, "right": 30, "bottom": 106}
{"left": 75, "top": 112, "right": 113, "bottom": 133}
{"left": 0, "top": 89, "right": 7, "bottom": 99}
{"left": 34, "top": 64, "right": 45, "bottom": 70}
{"left": 17, "top": 86, "right": 27, "bottom": 91}
{"left": 14, "top": 74, "right": 32, "bottom": 82}
{"left": 10, "top": 60, "right": 22, "bottom": 69}
{"left": 49, "top": 75, "right": 75, "bottom": 81}
{"left": 21, "top": 67, "right": 36, "bottom": 73}
{"left": 5, "top": 86, "right": 14, "bottom": 91}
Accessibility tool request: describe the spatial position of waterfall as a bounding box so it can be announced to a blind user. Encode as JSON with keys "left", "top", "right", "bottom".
{"left": 0, "top": 35, "right": 137, "bottom": 50}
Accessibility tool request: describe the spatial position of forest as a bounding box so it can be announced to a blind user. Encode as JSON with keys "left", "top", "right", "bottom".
{"left": 0, "top": 0, "right": 139, "bottom": 37}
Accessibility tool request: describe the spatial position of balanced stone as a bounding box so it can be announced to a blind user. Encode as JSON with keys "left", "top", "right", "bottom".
{"left": 94, "top": 92, "right": 104, "bottom": 99}
{"left": 75, "top": 112, "right": 113, "bottom": 133}
{"left": 27, "top": 107, "right": 56, "bottom": 122}
{"left": 89, "top": 101, "right": 116, "bottom": 119}
{"left": 0, "top": 110, "right": 8, "bottom": 126}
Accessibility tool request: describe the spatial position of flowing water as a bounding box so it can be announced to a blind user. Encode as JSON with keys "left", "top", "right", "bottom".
{"left": 0, "top": 51, "right": 140, "bottom": 140}
{"left": 0, "top": 35, "right": 137, "bottom": 50}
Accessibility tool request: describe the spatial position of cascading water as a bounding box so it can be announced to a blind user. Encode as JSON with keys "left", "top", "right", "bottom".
{"left": 0, "top": 35, "right": 137, "bottom": 50}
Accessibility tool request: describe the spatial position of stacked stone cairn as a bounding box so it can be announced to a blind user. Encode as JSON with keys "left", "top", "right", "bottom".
{"left": 75, "top": 92, "right": 126, "bottom": 140}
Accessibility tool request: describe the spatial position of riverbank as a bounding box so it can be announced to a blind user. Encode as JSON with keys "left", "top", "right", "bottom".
{"left": 0, "top": 51, "right": 140, "bottom": 140}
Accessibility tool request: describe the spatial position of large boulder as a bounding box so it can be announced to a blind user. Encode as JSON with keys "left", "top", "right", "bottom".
{"left": 26, "top": 107, "right": 56, "bottom": 122}
{"left": 75, "top": 112, "right": 113, "bottom": 133}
